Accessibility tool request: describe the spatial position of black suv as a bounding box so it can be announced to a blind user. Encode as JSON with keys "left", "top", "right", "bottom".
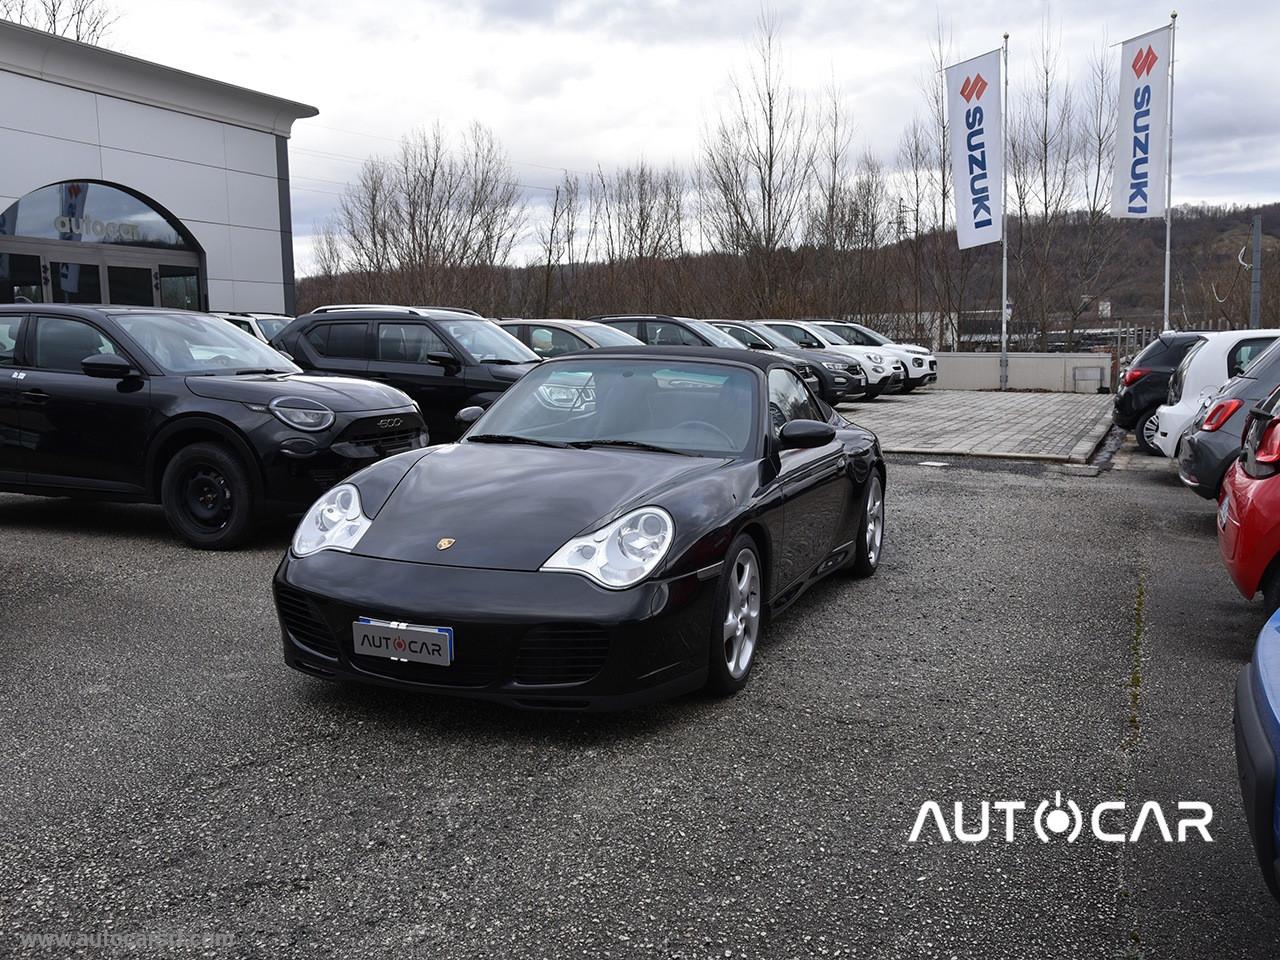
{"left": 1113, "top": 331, "right": 1204, "bottom": 454}
{"left": 273, "top": 306, "right": 541, "bottom": 442}
{"left": 0, "top": 305, "right": 425, "bottom": 549}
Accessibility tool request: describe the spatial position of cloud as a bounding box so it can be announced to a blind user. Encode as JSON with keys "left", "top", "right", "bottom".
{"left": 99, "top": 0, "right": 1278, "bottom": 276}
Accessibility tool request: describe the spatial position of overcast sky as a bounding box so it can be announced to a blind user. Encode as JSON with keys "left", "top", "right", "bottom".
{"left": 105, "top": 0, "right": 1278, "bottom": 274}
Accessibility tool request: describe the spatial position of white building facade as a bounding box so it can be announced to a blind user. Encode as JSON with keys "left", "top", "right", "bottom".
{"left": 0, "top": 21, "right": 316, "bottom": 314}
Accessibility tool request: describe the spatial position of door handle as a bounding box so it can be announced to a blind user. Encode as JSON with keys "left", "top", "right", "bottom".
{"left": 19, "top": 389, "right": 49, "bottom": 406}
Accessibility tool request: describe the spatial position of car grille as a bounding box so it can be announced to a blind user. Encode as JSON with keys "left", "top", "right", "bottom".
{"left": 275, "top": 584, "right": 339, "bottom": 657}
{"left": 336, "top": 415, "right": 426, "bottom": 456}
{"left": 514, "top": 625, "right": 610, "bottom": 685}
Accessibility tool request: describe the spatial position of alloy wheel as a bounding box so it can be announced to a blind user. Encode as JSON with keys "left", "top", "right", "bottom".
{"left": 865, "top": 475, "right": 884, "bottom": 567}
{"left": 723, "top": 548, "right": 761, "bottom": 680}
{"left": 1142, "top": 413, "right": 1161, "bottom": 449}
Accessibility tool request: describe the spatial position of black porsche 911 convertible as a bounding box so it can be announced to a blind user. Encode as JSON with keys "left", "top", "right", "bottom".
{"left": 273, "top": 346, "right": 886, "bottom": 710}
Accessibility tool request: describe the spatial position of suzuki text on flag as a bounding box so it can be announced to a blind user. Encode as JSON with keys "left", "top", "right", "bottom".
{"left": 945, "top": 50, "right": 1004, "bottom": 250}
{"left": 1111, "top": 26, "right": 1172, "bottom": 219}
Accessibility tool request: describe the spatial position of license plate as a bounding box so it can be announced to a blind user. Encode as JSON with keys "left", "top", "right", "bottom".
{"left": 352, "top": 617, "right": 454, "bottom": 666}
{"left": 1218, "top": 495, "right": 1231, "bottom": 530}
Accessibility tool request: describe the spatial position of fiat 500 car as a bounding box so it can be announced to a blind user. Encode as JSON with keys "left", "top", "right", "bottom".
{"left": 274, "top": 346, "right": 887, "bottom": 710}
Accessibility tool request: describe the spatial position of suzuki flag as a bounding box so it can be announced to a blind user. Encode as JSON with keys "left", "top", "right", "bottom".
{"left": 1111, "top": 25, "right": 1172, "bottom": 218}
{"left": 945, "top": 50, "right": 1003, "bottom": 250}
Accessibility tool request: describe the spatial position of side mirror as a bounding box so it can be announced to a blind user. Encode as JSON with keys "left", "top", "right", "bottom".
{"left": 746, "top": 342, "right": 772, "bottom": 351}
{"left": 426, "top": 351, "right": 461, "bottom": 373}
{"left": 778, "top": 419, "right": 836, "bottom": 450}
{"left": 456, "top": 405, "right": 484, "bottom": 426}
{"left": 82, "top": 354, "right": 137, "bottom": 379}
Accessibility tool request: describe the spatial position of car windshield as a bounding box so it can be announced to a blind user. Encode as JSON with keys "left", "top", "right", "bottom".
{"left": 257, "top": 317, "right": 290, "bottom": 339}
{"left": 580, "top": 323, "right": 643, "bottom": 347}
{"left": 685, "top": 318, "right": 748, "bottom": 349}
{"left": 718, "top": 324, "right": 773, "bottom": 349}
{"left": 469, "top": 358, "right": 759, "bottom": 457}
{"left": 437, "top": 318, "right": 539, "bottom": 363}
{"left": 852, "top": 324, "right": 892, "bottom": 345}
{"left": 747, "top": 325, "right": 800, "bottom": 350}
{"left": 806, "top": 324, "right": 846, "bottom": 345}
{"left": 115, "top": 312, "right": 299, "bottom": 375}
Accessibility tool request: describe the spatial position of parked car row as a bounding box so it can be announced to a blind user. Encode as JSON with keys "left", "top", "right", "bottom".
{"left": 1118, "top": 331, "right": 1280, "bottom": 904}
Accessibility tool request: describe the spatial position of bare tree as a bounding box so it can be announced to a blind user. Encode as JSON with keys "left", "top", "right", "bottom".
{"left": 700, "top": 10, "right": 814, "bottom": 316}
{"left": 1, "top": 0, "right": 116, "bottom": 43}
{"left": 1008, "top": 19, "right": 1078, "bottom": 348}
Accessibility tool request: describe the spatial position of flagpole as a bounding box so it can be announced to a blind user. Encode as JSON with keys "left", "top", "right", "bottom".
{"left": 1162, "top": 11, "right": 1177, "bottom": 331}
{"left": 1000, "top": 32, "right": 1010, "bottom": 389}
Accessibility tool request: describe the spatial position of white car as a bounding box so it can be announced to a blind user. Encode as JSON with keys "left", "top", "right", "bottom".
{"left": 216, "top": 312, "right": 293, "bottom": 343}
{"left": 763, "top": 320, "right": 906, "bottom": 399}
{"left": 816, "top": 321, "right": 937, "bottom": 392}
{"left": 1153, "top": 328, "right": 1280, "bottom": 458}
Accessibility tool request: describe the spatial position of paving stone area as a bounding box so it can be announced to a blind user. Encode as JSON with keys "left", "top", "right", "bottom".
{"left": 837, "top": 389, "right": 1114, "bottom": 463}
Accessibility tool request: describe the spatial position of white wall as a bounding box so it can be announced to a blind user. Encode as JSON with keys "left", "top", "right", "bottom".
{"left": 936, "top": 353, "right": 1113, "bottom": 392}
{"left": 0, "top": 70, "right": 287, "bottom": 313}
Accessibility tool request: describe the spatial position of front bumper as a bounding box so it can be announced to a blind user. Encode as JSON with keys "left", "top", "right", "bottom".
{"left": 259, "top": 408, "right": 428, "bottom": 509}
{"left": 905, "top": 357, "right": 937, "bottom": 386}
{"left": 275, "top": 550, "right": 718, "bottom": 710}
{"left": 1177, "top": 428, "right": 1238, "bottom": 499}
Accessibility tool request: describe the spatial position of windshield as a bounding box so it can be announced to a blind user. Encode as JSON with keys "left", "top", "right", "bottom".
{"left": 806, "top": 324, "right": 846, "bottom": 345}
{"left": 115, "top": 313, "right": 299, "bottom": 375}
{"left": 469, "top": 358, "right": 759, "bottom": 457}
{"left": 580, "top": 323, "right": 643, "bottom": 347}
{"left": 257, "top": 317, "right": 291, "bottom": 339}
{"left": 717, "top": 324, "right": 773, "bottom": 349}
{"left": 685, "top": 318, "right": 748, "bottom": 349}
{"left": 748, "top": 325, "right": 799, "bottom": 350}
{"left": 437, "top": 318, "right": 539, "bottom": 363}
{"left": 852, "top": 324, "right": 892, "bottom": 345}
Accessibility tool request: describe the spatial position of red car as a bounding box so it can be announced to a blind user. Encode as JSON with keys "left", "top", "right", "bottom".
{"left": 1219, "top": 382, "right": 1280, "bottom": 617}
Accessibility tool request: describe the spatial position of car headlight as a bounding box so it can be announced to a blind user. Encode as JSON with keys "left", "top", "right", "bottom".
{"left": 867, "top": 353, "right": 884, "bottom": 364}
{"left": 293, "top": 484, "right": 370, "bottom": 557}
{"left": 270, "top": 396, "right": 336, "bottom": 432}
{"left": 822, "top": 361, "right": 849, "bottom": 371}
{"left": 541, "top": 506, "right": 674, "bottom": 589}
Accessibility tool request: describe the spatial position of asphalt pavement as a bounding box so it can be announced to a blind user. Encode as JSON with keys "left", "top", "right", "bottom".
{"left": 0, "top": 455, "right": 1276, "bottom": 959}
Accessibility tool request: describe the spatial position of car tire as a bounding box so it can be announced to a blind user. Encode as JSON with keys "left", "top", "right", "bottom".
{"left": 844, "top": 470, "right": 884, "bottom": 578}
{"left": 900, "top": 381, "right": 917, "bottom": 394}
{"left": 706, "top": 534, "right": 764, "bottom": 696}
{"left": 1135, "top": 408, "right": 1162, "bottom": 456}
{"left": 160, "top": 442, "right": 256, "bottom": 550}
{"left": 859, "top": 383, "right": 885, "bottom": 402}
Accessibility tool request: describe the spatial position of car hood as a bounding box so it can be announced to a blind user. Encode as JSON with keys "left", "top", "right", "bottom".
{"left": 892, "top": 342, "right": 933, "bottom": 356}
{"left": 353, "top": 442, "right": 729, "bottom": 570}
{"left": 184, "top": 373, "right": 412, "bottom": 412}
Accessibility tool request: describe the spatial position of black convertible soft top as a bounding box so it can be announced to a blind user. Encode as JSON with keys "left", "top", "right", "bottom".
{"left": 561, "top": 344, "right": 794, "bottom": 373}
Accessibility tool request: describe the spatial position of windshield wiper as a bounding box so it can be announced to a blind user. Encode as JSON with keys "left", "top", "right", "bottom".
{"left": 568, "top": 439, "right": 692, "bottom": 456}
{"left": 479, "top": 357, "right": 528, "bottom": 365}
{"left": 467, "top": 433, "right": 568, "bottom": 448}
{"left": 234, "top": 367, "right": 290, "bottom": 375}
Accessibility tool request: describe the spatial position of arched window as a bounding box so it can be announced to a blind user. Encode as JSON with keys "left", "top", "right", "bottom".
{"left": 0, "top": 181, "right": 197, "bottom": 250}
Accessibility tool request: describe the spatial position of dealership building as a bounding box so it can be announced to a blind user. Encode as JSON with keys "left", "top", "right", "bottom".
{"left": 0, "top": 21, "right": 317, "bottom": 314}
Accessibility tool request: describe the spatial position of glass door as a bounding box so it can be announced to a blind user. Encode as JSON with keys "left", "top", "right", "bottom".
{"left": 49, "top": 260, "right": 102, "bottom": 304}
{"left": 107, "top": 265, "right": 157, "bottom": 306}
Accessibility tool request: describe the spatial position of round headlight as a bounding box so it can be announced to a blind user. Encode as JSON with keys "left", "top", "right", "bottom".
{"left": 867, "top": 353, "right": 884, "bottom": 364}
{"left": 542, "top": 507, "right": 674, "bottom": 589}
{"left": 293, "top": 484, "right": 371, "bottom": 557}
{"left": 270, "top": 396, "right": 336, "bottom": 432}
